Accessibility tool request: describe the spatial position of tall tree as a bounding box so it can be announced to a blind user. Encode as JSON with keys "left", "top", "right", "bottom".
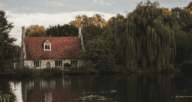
{"left": 107, "top": 14, "right": 127, "bottom": 66}
{"left": 171, "top": 4, "right": 192, "bottom": 64}
{"left": 69, "top": 14, "right": 108, "bottom": 51}
{"left": 0, "top": 10, "right": 17, "bottom": 71}
{"left": 124, "top": 0, "right": 176, "bottom": 72}
{"left": 79, "top": 29, "right": 117, "bottom": 72}
{"left": 25, "top": 25, "right": 47, "bottom": 37}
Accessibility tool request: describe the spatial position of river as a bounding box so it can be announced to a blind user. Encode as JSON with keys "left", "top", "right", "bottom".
{"left": 0, "top": 73, "right": 192, "bottom": 102}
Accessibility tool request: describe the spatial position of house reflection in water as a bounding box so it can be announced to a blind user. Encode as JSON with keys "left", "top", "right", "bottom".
{"left": 9, "top": 75, "right": 115, "bottom": 102}
{"left": 21, "top": 76, "right": 76, "bottom": 102}
{"left": 9, "top": 75, "right": 76, "bottom": 102}
{"left": 9, "top": 81, "right": 23, "bottom": 102}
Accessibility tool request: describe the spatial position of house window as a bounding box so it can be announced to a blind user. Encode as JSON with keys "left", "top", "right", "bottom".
{"left": 44, "top": 43, "right": 51, "bottom": 51}
{"left": 55, "top": 61, "right": 62, "bottom": 67}
{"left": 34, "top": 61, "right": 41, "bottom": 68}
{"left": 45, "top": 44, "right": 50, "bottom": 49}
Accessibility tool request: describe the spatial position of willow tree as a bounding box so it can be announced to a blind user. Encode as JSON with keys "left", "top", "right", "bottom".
{"left": 125, "top": 0, "right": 176, "bottom": 72}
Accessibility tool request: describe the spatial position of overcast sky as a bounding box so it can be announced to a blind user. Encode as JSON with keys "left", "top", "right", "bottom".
{"left": 0, "top": 0, "right": 191, "bottom": 46}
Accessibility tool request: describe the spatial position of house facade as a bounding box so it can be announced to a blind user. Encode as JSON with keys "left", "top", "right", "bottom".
{"left": 18, "top": 26, "right": 85, "bottom": 69}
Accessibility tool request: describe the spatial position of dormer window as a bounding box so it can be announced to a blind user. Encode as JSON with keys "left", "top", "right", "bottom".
{"left": 45, "top": 44, "right": 50, "bottom": 49}
{"left": 44, "top": 40, "right": 51, "bottom": 51}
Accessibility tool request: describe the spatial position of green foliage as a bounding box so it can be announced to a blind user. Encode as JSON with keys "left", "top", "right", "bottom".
{"left": 171, "top": 7, "right": 192, "bottom": 33}
{"left": 64, "top": 63, "right": 71, "bottom": 67}
{"left": 14, "top": 66, "right": 35, "bottom": 76}
{"left": 40, "top": 67, "right": 62, "bottom": 77}
{"left": 107, "top": 14, "right": 127, "bottom": 67}
{"left": 46, "top": 24, "right": 78, "bottom": 37}
{"left": 82, "top": 25, "right": 105, "bottom": 47}
{"left": 0, "top": 10, "right": 17, "bottom": 72}
{"left": 123, "top": 2, "right": 176, "bottom": 72}
{"left": 171, "top": 7, "right": 192, "bottom": 64}
{"left": 79, "top": 32, "right": 117, "bottom": 72}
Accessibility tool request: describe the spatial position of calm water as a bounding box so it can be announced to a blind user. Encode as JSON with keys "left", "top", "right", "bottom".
{"left": 1, "top": 73, "right": 192, "bottom": 102}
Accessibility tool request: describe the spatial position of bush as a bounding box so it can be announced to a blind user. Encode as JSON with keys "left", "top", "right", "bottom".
{"left": 40, "top": 67, "right": 62, "bottom": 76}
{"left": 13, "top": 66, "right": 35, "bottom": 76}
{"left": 64, "top": 63, "right": 71, "bottom": 67}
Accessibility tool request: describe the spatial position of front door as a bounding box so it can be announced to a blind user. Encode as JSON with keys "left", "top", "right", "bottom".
{"left": 46, "top": 62, "right": 50, "bottom": 68}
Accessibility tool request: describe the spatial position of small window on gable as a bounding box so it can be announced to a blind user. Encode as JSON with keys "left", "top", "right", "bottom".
{"left": 44, "top": 40, "right": 51, "bottom": 51}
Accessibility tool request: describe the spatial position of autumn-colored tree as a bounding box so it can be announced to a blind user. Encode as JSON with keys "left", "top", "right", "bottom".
{"left": 25, "top": 25, "right": 47, "bottom": 37}
{"left": 184, "top": 1, "right": 192, "bottom": 14}
{"left": 69, "top": 14, "right": 108, "bottom": 28}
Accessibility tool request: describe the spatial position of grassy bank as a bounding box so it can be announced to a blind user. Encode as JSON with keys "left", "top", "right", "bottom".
{"left": 0, "top": 65, "right": 130, "bottom": 78}
{"left": 0, "top": 63, "right": 182, "bottom": 78}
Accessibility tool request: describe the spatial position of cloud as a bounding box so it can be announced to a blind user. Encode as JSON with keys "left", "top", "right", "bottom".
{"left": 0, "top": 3, "right": 5, "bottom": 8}
{"left": 94, "top": 0, "right": 104, "bottom": 5}
{"left": 94, "top": 0, "right": 97, "bottom": 3}
{"left": 5, "top": 11, "right": 117, "bottom": 46}
{"left": 52, "top": 1, "right": 64, "bottom": 7}
{"left": 106, "top": 3, "right": 112, "bottom": 6}
{"left": 99, "top": 1, "right": 104, "bottom": 5}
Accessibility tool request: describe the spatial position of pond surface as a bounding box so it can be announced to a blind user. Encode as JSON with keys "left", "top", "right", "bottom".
{"left": 1, "top": 73, "right": 192, "bottom": 102}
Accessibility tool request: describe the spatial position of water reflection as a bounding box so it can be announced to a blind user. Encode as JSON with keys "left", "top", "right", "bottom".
{"left": 9, "top": 81, "right": 23, "bottom": 102}
{"left": 2, "top": 73, "right": 192, "bottom": 102}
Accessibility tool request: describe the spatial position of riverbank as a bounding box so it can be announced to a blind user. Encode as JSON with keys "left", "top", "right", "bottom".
{"left": 0, "top": 63, "right": 182, "bottom": 79}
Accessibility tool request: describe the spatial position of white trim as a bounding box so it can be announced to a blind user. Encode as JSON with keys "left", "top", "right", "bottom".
{"left": 44, "top": 40, "right": 51, "bottom": 51}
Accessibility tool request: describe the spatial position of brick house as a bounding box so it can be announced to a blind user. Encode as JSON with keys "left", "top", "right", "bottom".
{"left": 17, "top": 26, "right": 85, "bottom": 69}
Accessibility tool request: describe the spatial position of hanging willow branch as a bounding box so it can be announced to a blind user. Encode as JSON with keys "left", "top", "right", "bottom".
{"left": 124, "top": 5, "right": 176, "bottom": 71}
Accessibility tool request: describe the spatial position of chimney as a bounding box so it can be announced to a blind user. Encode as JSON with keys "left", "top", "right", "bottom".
{"left": 20, "top": 26, "right": 26, "bottom": 69}
{"left": 78, "top": 27, "right": 85, "bottom": 52}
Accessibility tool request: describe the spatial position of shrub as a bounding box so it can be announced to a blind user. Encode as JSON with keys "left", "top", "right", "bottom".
{"left": 13, "top": 66, "right": 34, "bottom": 76}
{"left": 64, "top": 63, "right": 71, "bottom": 67}
{"left": 40, "top": 67, "right": 62, "bottom": 76}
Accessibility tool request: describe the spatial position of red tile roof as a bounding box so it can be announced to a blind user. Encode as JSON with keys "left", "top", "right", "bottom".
{"left": 24, "top": 37, "right": 82, "bottom": 59}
